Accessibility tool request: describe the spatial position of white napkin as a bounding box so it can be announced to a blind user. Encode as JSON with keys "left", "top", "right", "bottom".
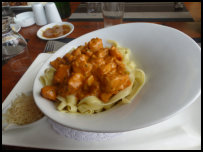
{"left": 48, "top": 119, "right": 123, "bottom": 142}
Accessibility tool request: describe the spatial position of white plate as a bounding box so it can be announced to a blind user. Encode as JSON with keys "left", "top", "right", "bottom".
{"left": 33, "top": 23, "right": 201, "bottom": 133}
{"left": 10, "top": 2, "right": 47, "bottom": 9}
{"left": 3, "top": 53, "right": 201, "bottom": 149}
{"left": 37, "top": 22, "right": 74, "bottom": 40}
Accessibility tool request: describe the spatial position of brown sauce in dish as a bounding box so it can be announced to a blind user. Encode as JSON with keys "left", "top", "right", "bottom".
{"left": 41, "top": 38, "right": 131, "bottom": 103}
{"left": 42, "top": 25, "right": 71, "bottom": 38}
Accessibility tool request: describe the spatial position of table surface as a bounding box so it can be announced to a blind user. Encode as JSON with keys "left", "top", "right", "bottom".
{"left": 2, "top": 2, "right": 201, "bottom": 150}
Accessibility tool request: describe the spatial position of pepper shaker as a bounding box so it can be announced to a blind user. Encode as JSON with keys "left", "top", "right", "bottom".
{"left": 32, "top": 3, "right": 47, "bottom": 26}
{"left": 45, "top": 2, "right": 62, "bottom": 23}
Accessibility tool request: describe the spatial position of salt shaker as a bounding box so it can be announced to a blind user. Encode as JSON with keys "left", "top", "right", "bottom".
{"left": 44, "top": 2, "right": 62, "bottom": 23}
{"left": 32, "top": 3, "right": 47, "bottom": 26}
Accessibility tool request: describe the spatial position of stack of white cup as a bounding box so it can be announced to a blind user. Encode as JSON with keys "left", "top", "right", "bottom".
{"left": 32, "top": 2, "right": 62, "bottom": 26}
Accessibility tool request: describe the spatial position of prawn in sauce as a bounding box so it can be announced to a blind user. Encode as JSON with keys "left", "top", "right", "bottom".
{"left": 41, "top": 38, "right": 131, "bottom": 103}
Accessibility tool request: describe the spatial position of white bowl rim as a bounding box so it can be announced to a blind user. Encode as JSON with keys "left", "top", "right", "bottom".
{"left": 16, "top": 11, "right": 34, "bottom": 17}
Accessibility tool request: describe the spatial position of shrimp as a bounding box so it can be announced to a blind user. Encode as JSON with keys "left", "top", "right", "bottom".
{"left": 41, "top": 86, "right": 57, "bottom": 101}
{"left": 88, "top": 38, "right": 103, "bottom": 52}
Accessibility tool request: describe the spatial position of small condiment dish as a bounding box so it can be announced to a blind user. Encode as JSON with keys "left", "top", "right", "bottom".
{"left": 37, "top": 22, "right": 74, "bottom": 40}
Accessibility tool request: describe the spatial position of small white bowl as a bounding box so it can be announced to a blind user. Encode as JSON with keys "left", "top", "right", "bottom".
{"left": 37, "top": 22, "right": 74, "bottom": 40}
{"left": 14, "top": 11, "right": 35, "bottom": 27}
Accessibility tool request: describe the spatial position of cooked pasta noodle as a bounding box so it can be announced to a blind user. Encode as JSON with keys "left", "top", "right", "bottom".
{"left": 40, "top": 38, "right": 146, "bottom": 114}
{"left": 40, "top": 67, "right": 55, "bottom": 86}
{"left": 56, "top": 95, "right": 77, "bottom": 113}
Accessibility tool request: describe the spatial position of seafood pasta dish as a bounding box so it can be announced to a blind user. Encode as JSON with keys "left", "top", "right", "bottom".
{"left": 40, "top": 38, "right": 145, "bottom": 114}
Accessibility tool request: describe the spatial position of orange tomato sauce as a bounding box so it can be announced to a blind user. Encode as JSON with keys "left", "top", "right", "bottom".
{"left": 42, "top": 25, "right": 71, "bottom": 38}
{"left": 41, "top": 38, "right": 131, "bottom": 103}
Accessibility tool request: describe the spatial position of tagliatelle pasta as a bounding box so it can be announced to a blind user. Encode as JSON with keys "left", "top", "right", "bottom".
{"left": 40, "top": 38, "right": 145, "bottom": 114}
{"left": 56, "top": 95, "right": 77, "bottom": 113}
{"left": 40, "top": 67, "right": 55, "bottom": 86}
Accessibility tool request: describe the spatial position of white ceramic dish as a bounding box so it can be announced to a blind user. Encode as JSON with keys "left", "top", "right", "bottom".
{"left": 37, "top": 22, "right": 74, "bottom": 40}
{"left": 14, "top": 11, "right": 35, "bottom": 27}
{"left": 3, "top": 53, "right": 201, "bottom": 149}
{"left": 33, "top": 23, "right": 201, "bottom": 133}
